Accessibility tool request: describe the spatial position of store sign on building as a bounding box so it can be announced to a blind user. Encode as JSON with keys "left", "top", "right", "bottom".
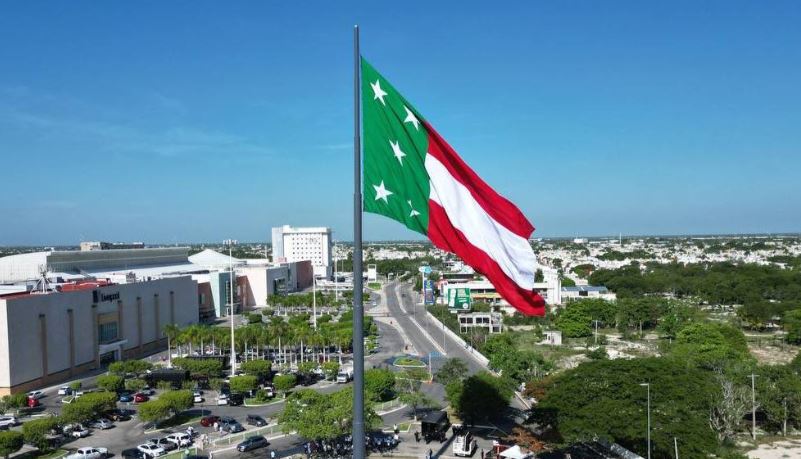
{"left": 93, "top": 290, "right": 121, "bottom": 303}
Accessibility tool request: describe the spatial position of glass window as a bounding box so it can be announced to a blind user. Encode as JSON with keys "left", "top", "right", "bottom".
{"left": 98, "top": 321, "right": 119, "bottom": 344}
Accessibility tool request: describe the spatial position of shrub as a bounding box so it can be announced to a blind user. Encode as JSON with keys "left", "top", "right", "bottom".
{"left": 0, "top": 431, "right": 24, "bottom": 459}
{"left": 97, "top": 374, "right": 125, "bottom": 392}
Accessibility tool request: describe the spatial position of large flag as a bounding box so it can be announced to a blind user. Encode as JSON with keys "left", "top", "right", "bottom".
{"left": 361, "top": 58, "right": 545, "bottom": 316}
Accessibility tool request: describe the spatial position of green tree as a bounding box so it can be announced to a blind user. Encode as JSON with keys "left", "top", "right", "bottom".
{"left": 239, "top": 359, "right": 272, "bottom": 379}
{"left": 172, "top": 358, "right": 223, "bottom": 378}
{"left": 434, "top": 358, "right": 469, "bottom": 386}
{"left": 555, "top": 305, "right": 592, "bottom": 338}
{"left": 396, "top": 379, "right": 438, "bottom": 420}
{"left": 0, "top": 431, "right": 23, "bottom": 459}
{"left": 587, "top": 346, "right": 608, "bottom": 360}
{"left": 321, "top": 361, "right": 340, "bottom": 381}
{"left": 125, "top": 379, "right": 148, "bottom": 392}
{"left": 448, "top": 372, "right": 513, "bottom": 423}
{"left": 21, "top": 417, "right": 59, "bottom": 452}
{"left": 159, "top": 390, "right": 194, "bottom": 413}
{"left": 97, "top": 374, "right": 125, "bottom": 392}
{"left": 273, "top": 374, "right": 297, "bottom": 398}
{"left": 530, "top": 358, "right": 719, "bottom": 458}
{"left": 279, "top": 388, "right": 380, "bottom": 440}
{"left": 670, "top": 322, "right": 751, "bottom": 370}
{"left": 137, "top": 399, "right": 172, "bottom": 424}
{"left": 784, "top": 309, "right": 801, "bottom": 344}
{"left": 1, "top": 394, "right": 28, "bottom": 411}
{"left": 229, "top": 375, "right": 258, "bottom": 394}
{"left": 108, "top": 360, "right": 154, "bottom": 376}
{"left": 364, "top": 368, "right": 395, "bottom": 402}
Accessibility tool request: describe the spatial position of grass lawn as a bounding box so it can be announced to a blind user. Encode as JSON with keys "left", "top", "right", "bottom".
{"left": 15, "top": 449, "right": 69, "bottom": 459}
{"left": 368, "top": 282, "right": 382, "bottom": 290}
{"left": 163, "top": 447, "right": 198, "bottom": 459}
{"left": 393, "top": 357, "right": 426, "bottom": 367}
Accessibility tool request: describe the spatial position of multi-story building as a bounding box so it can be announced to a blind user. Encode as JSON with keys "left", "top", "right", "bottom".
{"left": 0, "top": 276, "right": 198, "bottom": 395}
{"left": 271, "top": 226, "right": 332, "bottom": 279}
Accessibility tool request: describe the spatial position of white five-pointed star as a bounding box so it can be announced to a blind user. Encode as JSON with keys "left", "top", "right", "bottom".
{"left": 370, "top": 80, "right": 388, "bottom": 105}
{"left": 373, "top": 181, "right": 393, "bottom": 203}
{"left": 389, "top": 140, "right": 406, "bottom": 166}
{"left": 408, "top": 200, "right": 421, "bottom": 217}
{"left": 403, "top": 105, "right": 420, "bottom": 130}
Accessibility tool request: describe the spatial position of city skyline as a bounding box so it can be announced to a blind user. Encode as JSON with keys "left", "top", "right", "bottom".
{"left": 2, "top": 1, "right": 800, "bottom": 245}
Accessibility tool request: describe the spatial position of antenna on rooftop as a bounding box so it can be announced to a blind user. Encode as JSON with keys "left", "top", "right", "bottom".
{"left": 33, "top": 264, "right": 53, "bottom": 294}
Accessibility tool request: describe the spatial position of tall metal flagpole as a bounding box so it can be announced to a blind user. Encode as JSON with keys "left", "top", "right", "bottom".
{"left": 352, "top": 24, "right": 366, "bottom": 459}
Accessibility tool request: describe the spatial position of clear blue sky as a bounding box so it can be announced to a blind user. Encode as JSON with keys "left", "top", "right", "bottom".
{"left": 1, "top": 1, "right": 799, "bottom": 245}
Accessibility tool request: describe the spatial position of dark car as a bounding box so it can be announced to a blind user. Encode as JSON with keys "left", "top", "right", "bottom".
{"left": 106, "top": 409, "right": 133, "bottom": 422}
{"left": 246, "top": 415, "right": 267, "bottom": 427}
{"left": 118, "top": 392, "right": 134, "bottom": 403}
{"left": 149, "top": 437, "right": 178, "bottom": 452}
{"left": 236, "top": 436, "right": 269, "bottom": 452}
{"left": 121, "top": 448, "right": 146, "bottom": 459}
{"left": 227, "top": 393, "right": 244, "bottom": 406}
{"left": 200, "top": 415, "right": 220, "bottom": 428}
{"left": 223, "top": 422, "right": 244, "bottom": 433}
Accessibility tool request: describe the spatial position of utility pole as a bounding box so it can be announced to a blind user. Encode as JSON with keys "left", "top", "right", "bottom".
{"left": 593, "top": 320, "right": 600, "bottom": 345}
{"left": 225, "top": 239, "right": 238, "bottom": 377}
{"left": 640, "top": 383, "right": 651, "bottom": 459}
{"left": 751, "top": 373, "right": 758, "bottom": 441}
{"left": 674, "top": 437, "right": 678, "bottom": 459}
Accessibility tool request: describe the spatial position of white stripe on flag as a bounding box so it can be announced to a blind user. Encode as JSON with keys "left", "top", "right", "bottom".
{"left": 426, "top": 154, "right": 537, "bottom": 290}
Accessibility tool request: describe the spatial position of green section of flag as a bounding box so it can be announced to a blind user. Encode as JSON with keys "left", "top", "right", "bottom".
{"left": 361, "top": 57, "right": 430, "bottom": 235}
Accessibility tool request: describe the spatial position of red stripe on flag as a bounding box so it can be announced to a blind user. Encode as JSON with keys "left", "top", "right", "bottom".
{"left": 424, "top": 122, "right": 535, "bottom": 239}
{"left": 427, "top": 200, "right": 545, "bottom": 317}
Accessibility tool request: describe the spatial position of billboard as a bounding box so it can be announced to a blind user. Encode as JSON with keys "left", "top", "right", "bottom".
{"left": 423, "top": 280, "right": 435, "bottom": 305}
{"left": 447, "top": 287, "right": 472, "bottom": 311}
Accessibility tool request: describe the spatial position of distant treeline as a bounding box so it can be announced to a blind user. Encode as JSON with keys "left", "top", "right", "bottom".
{"left": 589, "top": 261, "right": 801, "bottom": 305}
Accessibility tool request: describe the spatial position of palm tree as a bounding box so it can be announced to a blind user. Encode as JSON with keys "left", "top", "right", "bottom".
{"left": 163, "top": 323, "right": 181, "bottom": 368}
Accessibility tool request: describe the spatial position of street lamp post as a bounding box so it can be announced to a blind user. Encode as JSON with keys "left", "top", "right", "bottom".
{"left": 593, "top": 320, "right": 600, "bottom": 345}
{"left": 225, "top": 239, "right": 238, "bottom": 377}
{"left": 640, "top": 382, "right": 651, "bottom": 459}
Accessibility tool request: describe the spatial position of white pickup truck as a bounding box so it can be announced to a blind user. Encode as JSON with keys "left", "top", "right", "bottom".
{"left": 64, "top": 447, "right": 109, "bottom": 459}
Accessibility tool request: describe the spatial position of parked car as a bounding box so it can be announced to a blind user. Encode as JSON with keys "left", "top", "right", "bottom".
{"left": 90, "top": 419, "right": 114, "bottom": 430}
{"left": 65, "top": 424, "right": 90, "bottom": 438}
{"left": 58, "top": 386, "right": 73, "bottom": 396}
{"left": 165, "top": 432, "right": 192, "bottom": 447}
{"left": 137, "top": 443, "right": 165, "bottom": 458}
{"left": 64, "top": 447, "right": 108, "bottom": 459}
{"left": 223, "top": 422, "right": 244, "bottom": 433}
{"left": 236, "top": 436, "right": 269, "bottom": 452}
{"left": 121, "top": 448, "right": 146, "bottom": 459}
{"left": 118, "top": 392, "right": 134, "bottom": 403}
{"left": 148, "top": 438, "right": 177, "bottom": 452}
{"left": 0, "top": 416, "right": 18, "bottom": 428}
{"left": 227, "top": 393, "right": 244, "bottom": 406}
{"left": 246, "top": 415, "right": 267, "bottom": 427}
{"left": 27, "top": 390, "right": 45, "bottom": 400}
{"left": 193, "top": 391, "right": 203, "bottom": 403}
{"left": 27, "top": 397, "right": 40, "bottom": 408}
{"left": 200, "top": 415, "right": 220, "bottom": 427}
{"left": 141, "top": 386, "right": 156, "bottom": 396}
{"left": 134, "top": 393, "right": 149, "bottom": 403}
{"left": 106, "top": 409, "right": 133, "bottom": 422}
{"left": 215, "top": 394, "right": 228, "bottom": 406}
